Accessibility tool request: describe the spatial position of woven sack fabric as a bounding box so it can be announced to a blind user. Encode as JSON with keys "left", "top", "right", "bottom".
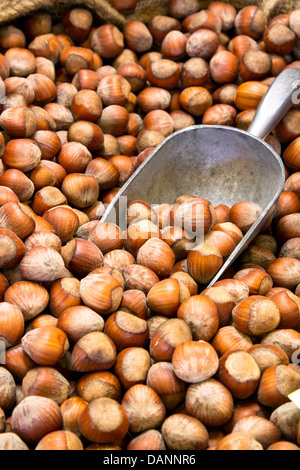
{"left": 0, "top": 0, "right": 299, "bottom": 28}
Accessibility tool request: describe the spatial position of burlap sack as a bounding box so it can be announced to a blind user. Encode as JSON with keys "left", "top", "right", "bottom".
{"left": 0, "top": 0, "right": 299, "bottom": 29}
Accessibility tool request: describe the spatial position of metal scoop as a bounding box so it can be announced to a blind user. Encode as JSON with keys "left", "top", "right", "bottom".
{"left": 101, "top": 68, "right": 300, "bottom": 286}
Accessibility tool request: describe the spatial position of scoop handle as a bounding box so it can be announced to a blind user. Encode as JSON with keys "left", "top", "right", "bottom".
{"left": 248, "top": 68, "right": 300, "bottom": 140}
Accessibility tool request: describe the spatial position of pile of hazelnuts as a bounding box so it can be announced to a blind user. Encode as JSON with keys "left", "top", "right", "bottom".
{"left": 1, "top": 0, "right": 300, "bottom": 451}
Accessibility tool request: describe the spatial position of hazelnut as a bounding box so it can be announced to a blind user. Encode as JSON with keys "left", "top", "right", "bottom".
{"left": 218, "top": 350, "right": 261, "bottom": 399}
{"left": 121, "top": 384, "right": 166, "bottom": 434}
{"left": 177, "top": 294, "right": 219, "bottom": 341}
{"left": 161, "top": 414, "right": 209, "bottom": 450}
{"left": 248, "top": 344, "right": 289, "bottom": 374}
{"left": 60, "top": 396, "right": 88, "bottom": 437}
{"left": 62, "top": 8, "right": 93, "bottom": 42}
{"left": 216, "top": 432, "right": 263, "bottom": 450}
{"left": 235, "top": 6, "right": 266, "bottom": 40}
{"left": 71, "top": 331, "right": 116, "bottom": 373}
{"left": 124, "top": 21, "right": 153, "bottom": 53}
{"left": 22, "top": 367, "right": 70, "bottom": 405}
{"left": 127, "top": 430, "right": 166, "bottom": 451}
{"left": 114, "top": 347, "right": 151, "bottom": 390}
{"left": 232, "top": 295, "right": 280, "bottom": 336}
{"left": 258, "top": 365, "right": 300, "bottom": 408}
{"left": 35, "top": 430, "right": 84, "bottom": 451}
{"left": 21, "top": 326, "right": 69, "bottom": 366}
{"left": 122, "top": 264, "right": 159, "bottom": 294}
{"left": 79, "top": 272, "right": 123, "bottom": 315}
{"left": 11, "top": 396, "right": 62, "bottom": 445}
{"left": 185, "top": 378, "right": 234, "bottom": 427}
{"left": 149, "top": 318, "right": 192, "bottom": 362}
{"left": 4, "top": 48, "right": 36, "bottom": 77}
{"left": 187, "top": 242, "right": 223, "bottom": 284}
{"left": 78, "top": 397, "right": 129, "bottom": 443}
{"left": 76, "top": 371, "right": 121, "bottom": 403}
{"left": 4, "top": 281, "right": 49, "bottom": 322}
{"left": 147, "top": 278, "right": 190, "bottom": 317}
{"left": 137, "top": 238, "right": 175, "bottom": 279}
{"left": 172, "top": 340, "right": 219, "bottom": 384}
{"left": 91, "top": 25, "right": 124, "bottom": 59}
{"left": 104, "top": 310, "right": 149, "bottom": 351}
{"left": 146, "top": 362, "right": 187, "bottom": 410}
{"left": 148, "top": 15, "right": 180, "bottom": 44}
